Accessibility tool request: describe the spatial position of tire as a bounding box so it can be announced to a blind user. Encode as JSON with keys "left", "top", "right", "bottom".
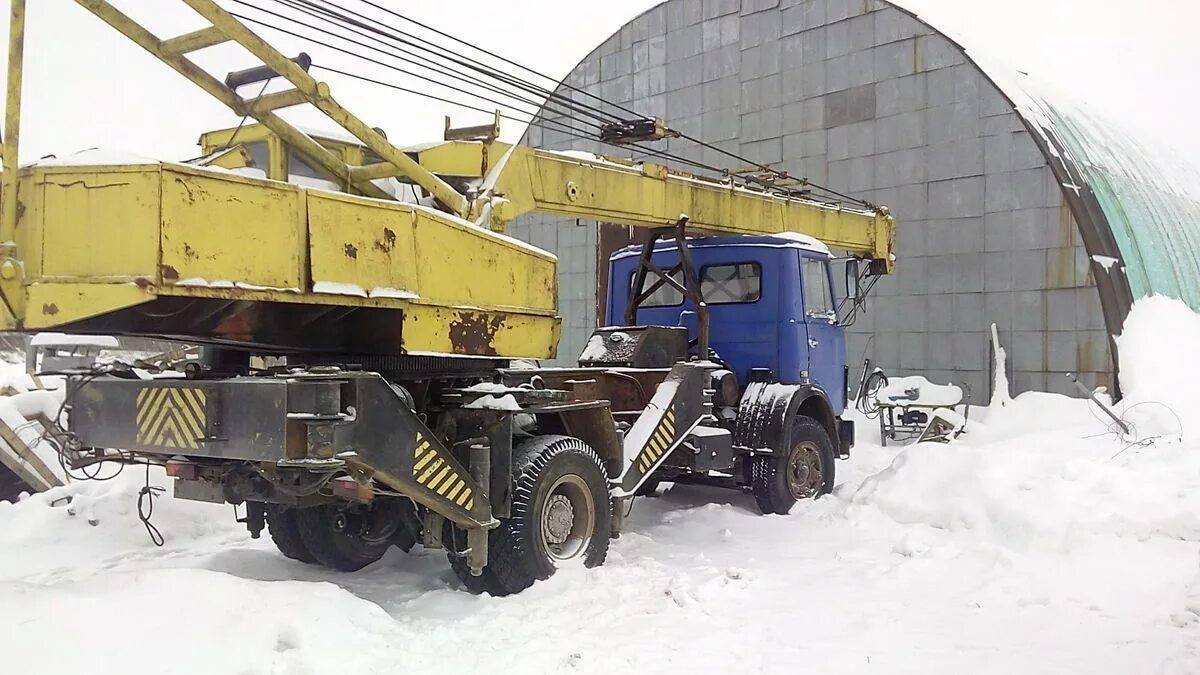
{"left": 451, "top": 435, "right": 611, "bottom": 596}
{"left": 750, "top": 416, "right": 836, "bottom": 515}
{"left": 294, "top": 502, "right": 399, "bottom": 572}
{"left": 445, "top": 523, "right": 509, "bottom": 596}
{"left": 264, "top": 504, "right": 318, "bottom": 564}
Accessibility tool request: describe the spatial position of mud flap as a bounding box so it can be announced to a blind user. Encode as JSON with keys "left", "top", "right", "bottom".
{"left": 614, "top": 362, "right": 708, "bottom": 496}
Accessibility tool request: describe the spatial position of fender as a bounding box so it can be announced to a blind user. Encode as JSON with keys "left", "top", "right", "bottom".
{"left": 733, "top": 381, "right": 841, "bottom": 457}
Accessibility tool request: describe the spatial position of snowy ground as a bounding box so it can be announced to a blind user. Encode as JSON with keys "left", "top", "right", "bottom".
{"left": 3, "top": 297, "right": 1200, "bottom": 674}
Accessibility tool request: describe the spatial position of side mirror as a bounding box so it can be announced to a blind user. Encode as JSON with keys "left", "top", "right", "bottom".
{"left": 844, "top": 258, "right": 862, "bottom": 302}
{"left": 835, "top": 257, "right": 874, "bottom": 326}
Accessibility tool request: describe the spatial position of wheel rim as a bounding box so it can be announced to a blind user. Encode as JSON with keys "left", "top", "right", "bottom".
{"left": 786, "top": 441, "right": 823, "bottom": 499}
{"left": 539, "top": 474, "right": 595, "bottom": 561}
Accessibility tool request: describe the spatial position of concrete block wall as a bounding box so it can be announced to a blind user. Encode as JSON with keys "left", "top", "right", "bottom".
{"left": 516, "top": 0, "right": 1111, "bottom": 398}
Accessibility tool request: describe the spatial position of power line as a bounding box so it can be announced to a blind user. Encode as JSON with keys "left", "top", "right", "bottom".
{"left": 244, "top": 0, "right": 574, "bottom": 118}
{"left": 282, "top": 0, "right": 625, "bottom": 127}
{"left": 340, "top": 0, "right": 644, "bottom": 120}
{"left": 231, "top": 3, "right": 729, "bottom": 175}
{"left": 309, "top": 63, "right": 720, "bottom": 175}
{"left": 230, "top": 10, "right": 600, "bottom": 140}
{"left": 315, "top": 1, "right": 876, "bottom": 208}
{"left": 227, "top": 0, "right": 877, "bottom": 210}
{"left": 230, "top": 4, "right": 603, "bottom": 136}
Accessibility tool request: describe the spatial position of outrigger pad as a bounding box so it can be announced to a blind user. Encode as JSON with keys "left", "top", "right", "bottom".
{"left": 616, "top": 362, "right": 709, "bottom": 496}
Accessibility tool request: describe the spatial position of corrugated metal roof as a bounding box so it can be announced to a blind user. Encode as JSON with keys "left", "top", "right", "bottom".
{"left": 897, "top": 1, "right": 1200, "bottom": 318}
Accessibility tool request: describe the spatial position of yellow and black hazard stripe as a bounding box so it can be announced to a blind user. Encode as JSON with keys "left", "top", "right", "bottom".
{"left": 412, "top": 432, "right": 474, "bottom": 511}
{"left": 136, "top": 387, "right": 207, "bottom": 450}
{"left": 637, "top": 407, "right": 676, "bottom": 473}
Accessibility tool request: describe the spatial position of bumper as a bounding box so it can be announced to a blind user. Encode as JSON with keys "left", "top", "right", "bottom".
{"left": 68, "top": 371, "right": 492, "bottom": 526}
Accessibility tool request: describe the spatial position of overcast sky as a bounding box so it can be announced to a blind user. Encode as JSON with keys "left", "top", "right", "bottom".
{"left": 0, "top": 0, "right": 1196, "bottom": 169}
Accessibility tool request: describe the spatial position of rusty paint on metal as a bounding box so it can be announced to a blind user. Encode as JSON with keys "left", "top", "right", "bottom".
{"left": 42, "top": 303, "right": 58, "bottom": 316}
{"left": 373, "top": 227, "right": 396, "bottom": 254}
{"left": 160, "top": 264, "right": 180, "bottom": 281}
{"left": 344, "top": 243, "right": 358, "bottom": 259}
{"left": 448, "top": 311, "right": 505, "bottom": 356}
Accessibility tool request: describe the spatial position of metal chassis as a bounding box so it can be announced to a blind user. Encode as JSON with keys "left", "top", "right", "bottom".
{"left": 68, "top": 369, "right": 506, "bottom": 570}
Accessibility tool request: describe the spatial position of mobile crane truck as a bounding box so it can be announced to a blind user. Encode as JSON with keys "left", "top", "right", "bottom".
{"left": 0, "top": 0, "right": 895, "bottom": 594}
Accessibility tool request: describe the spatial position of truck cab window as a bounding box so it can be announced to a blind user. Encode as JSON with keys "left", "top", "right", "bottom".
{"left": 802, "top": 257, "right": 834, "bottom": 320}
{"left": 701, "top": 263, "right": 761, "bottom": 304}
{"left": 243, "top": 141, "right": 269, "bottom": 172}
{"left": 631, "top": 270, "right": 684, "bottom": 307}
{"left": 630, "top": 262, "right": 761, "bottom": 309}
{"left": 287, "top": 149, "right": 326, "bottom": 179}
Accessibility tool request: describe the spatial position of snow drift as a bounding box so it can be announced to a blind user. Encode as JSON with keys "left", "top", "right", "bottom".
{"left": 2, "top": 296, "right": 1200, "bottom": 673}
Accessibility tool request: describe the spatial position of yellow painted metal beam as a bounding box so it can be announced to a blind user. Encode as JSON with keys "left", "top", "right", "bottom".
{"left": 244, "top": 88, "right": 310, "bottom": 115}
{"left": 179, "top": 0, "right": 470, "bottom": 216}
{"left": 1, "top": 0, "right": 24, "bottom": 248}
{"left": 0, "top": 0, "right": 27, "bottom": 324}
{"left": 492, "top": 146, "right": 896, "bottom": 270}
{"left": 343, "top": 139, "right": 895, "bottom": 270}
{"left": 25, "top": 282, "right": 155, "bottom": 328}
{"left": 159, "top": 25, "right": 228, "bottom": 55}
{"left": 72, "top": 0, "right": 390, "bottom": 199}
{"left": 8, "top": 162, "right": 560, "bottom": 358}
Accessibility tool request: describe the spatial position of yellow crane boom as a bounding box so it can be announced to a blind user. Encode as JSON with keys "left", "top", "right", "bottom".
{"left": 0, "top": 0, "right": 895, "bottom": 359}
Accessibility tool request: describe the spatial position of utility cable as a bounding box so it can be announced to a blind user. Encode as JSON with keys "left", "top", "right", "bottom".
{"left": 259, "top": 0, "right": 624, "bottom": 127}
{"left": 234, "top": 0, "right": 606, "bottom": 131}
{"left": 323, "top": 0, "right": 635, "bottom": 121}
{"left": 321, "top": 0, "right": 880, "bottom": 208}
{"left": 229, "top": 1, "right": 878, "bottom": 209}
{"left": 231, "top": 11, "right": 600, "bottom": 137}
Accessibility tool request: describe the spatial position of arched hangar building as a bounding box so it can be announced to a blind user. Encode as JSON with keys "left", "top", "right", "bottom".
{"left": 512, "top": 0, "right": 1200, "bottom": 399}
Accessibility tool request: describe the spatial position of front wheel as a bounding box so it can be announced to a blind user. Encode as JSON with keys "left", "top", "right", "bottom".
{"left": 750, "top": 416, "right": 836, "bottom": 515}
{"left": 451, "top": 435, "right": 611, "bottom": 595}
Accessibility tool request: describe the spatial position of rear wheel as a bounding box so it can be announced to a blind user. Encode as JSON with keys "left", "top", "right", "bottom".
{"left": 451, "top": 435, "right": 610, "bottom": 595}
{"left": 750, "top": 416, "right": 835, "bottom": 515}
{"left": 264, "top": 504, "right": 317, "bottom": 564}
{"left": 294, "top": 500, "right": 412, "bottom": 572}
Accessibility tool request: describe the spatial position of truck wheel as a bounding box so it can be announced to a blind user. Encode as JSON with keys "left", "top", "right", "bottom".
{"left": 750, "top": 416, "right": 835, "bottom": 515}
{"left": 454, "top": 435, "right": 611, "bottom": 595}
{"left": 445, "top": 523, "right": 509, "bottom": 596}
{"left": 294, "top": 502, "right": 399, "bottom": 572}
{"left": 264, "top": 504, "right": 318, "bottom": 564}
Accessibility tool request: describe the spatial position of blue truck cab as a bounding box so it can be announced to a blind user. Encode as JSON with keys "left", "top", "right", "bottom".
{"left": 606, "top": 233, "right": 848, "bottom": 415}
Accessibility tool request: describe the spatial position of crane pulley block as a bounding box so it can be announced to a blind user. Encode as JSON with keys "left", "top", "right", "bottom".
{"left": 598, "top": 117, "right": 680, "bottom": 145}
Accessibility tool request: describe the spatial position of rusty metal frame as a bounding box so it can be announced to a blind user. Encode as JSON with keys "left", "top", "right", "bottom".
{"left": 624, "top": 217, "right": 711, "bottom": 359}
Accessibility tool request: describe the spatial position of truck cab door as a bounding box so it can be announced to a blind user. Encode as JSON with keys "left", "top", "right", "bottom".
{"left": 801, "top": 255, "right": 847, "bottom": 413}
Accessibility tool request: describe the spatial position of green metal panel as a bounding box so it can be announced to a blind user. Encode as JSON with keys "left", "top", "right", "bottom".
{"left": 1036, "top": 101, "right": 1200, "bottom": 307}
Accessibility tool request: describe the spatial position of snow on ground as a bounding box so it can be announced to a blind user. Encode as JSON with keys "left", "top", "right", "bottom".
{"left": 3, "top": 297, "right": 1200, "bottom": 673}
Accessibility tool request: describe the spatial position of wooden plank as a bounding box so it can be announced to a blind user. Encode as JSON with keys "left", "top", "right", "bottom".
{"left": 0, "top": 436, "right": 52, "bottom": 493}
{"left": 0, "top": 417, "right": 61, "bottom": 490}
